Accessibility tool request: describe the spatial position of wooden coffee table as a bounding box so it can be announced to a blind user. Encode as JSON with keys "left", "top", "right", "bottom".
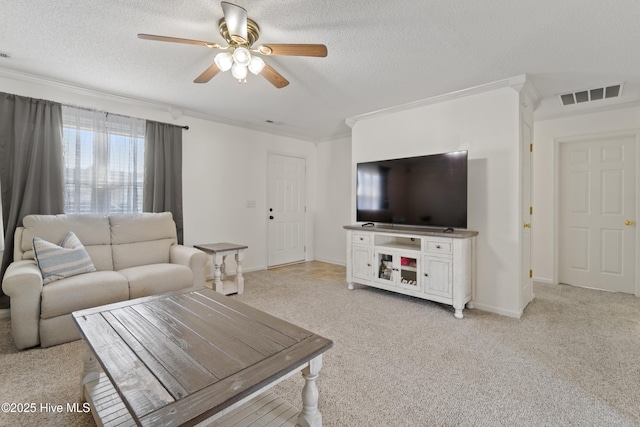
{"left": 72, "top": 288, "right": 333, "bottom": 427}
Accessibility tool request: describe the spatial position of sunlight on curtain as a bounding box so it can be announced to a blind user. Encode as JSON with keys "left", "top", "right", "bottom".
{"left": 62, "top": 106, "right": 145, "bottom": 214}
{"left": 0, "top": 179, "right": 3, "bottom": 251}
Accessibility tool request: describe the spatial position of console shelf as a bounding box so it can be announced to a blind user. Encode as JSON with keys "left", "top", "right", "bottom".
{"left": 376, "top": 242, "right": 422, "bottom": 252}
{"left": 344, "top": 224, "right": 478, "bottom": 318}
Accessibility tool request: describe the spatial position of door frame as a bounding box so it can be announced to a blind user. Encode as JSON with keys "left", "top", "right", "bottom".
{"left": 265, "top": 150, "right": 308, "bottom": 268}
{"left": 553, "top": 129, "right": 640, "bottom": 296}
{"left": 521, "top": 118, "right": 533, "bottom": 308}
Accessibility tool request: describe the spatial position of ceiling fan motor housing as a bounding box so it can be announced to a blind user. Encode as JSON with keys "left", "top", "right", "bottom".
{"left": 219, "top": 18, "right": 260, "bottom": 47}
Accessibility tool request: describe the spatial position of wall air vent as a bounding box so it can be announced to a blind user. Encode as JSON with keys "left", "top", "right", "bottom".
{"left": 559, "top": 84, "right": 623, "bottom": 106}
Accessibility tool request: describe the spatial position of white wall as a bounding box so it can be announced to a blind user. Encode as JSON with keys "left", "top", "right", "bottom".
{"left": 350, "top": 86, "right": 524, "bottom": 317}
{"left": 314, "top": 136, "right": 352, "bottom": 265}
{"left": 533, "top": 106, "right": 640, "bottom": 283}
{"left": 182, "top": 118, "right": 318, "bottom": 272}
{"left": 0, "top": 74, "right": 317, "bottom": 273}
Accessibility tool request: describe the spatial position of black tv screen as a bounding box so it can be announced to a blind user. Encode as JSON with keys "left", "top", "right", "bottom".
{"left": 356, "top": 151, "right": 468, "bottom": 229}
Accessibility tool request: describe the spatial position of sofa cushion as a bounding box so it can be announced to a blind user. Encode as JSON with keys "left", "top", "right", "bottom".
{"left": 110, "top": 213, "right": 178, "bottom": 269}
{"left": 40, "top": 271, "right": 129, "bottom": 319}
{"left": 113, "top": 239, "right": 175, "bottom": 271}
{"left": 20, "top": 214, "right": 113, "bottom": 270}
{"left": 119, "top": 264, "right": 193, "bottom": 299}
{"left": 33, "top": 232, "right": 96, "bottom": 284}
{"left": 110, "top": 212, "right": 177, "bottom": 244}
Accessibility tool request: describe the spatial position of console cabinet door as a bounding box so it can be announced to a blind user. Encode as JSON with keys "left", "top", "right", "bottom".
{"left": 352, "top": 246, "right": 373, "bottom": 282}
{"left": 374, "top": 249, "right": 395, "bottom": 286}
{"left": 373, "top": 250, "right": 420, "bottom": 290}
{"left": 396, "top": 254, "right": 420, "bottom": 291}
{"left": 422, "top": 256, "right": 453, "bottom": 298}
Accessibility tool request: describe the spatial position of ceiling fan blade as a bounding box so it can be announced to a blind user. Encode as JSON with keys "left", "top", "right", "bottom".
{"left": 221, "top": 2, "right": 248, "bottom": 43}
{"left": 260, "top": 63, "right": 289, "bottom": 88}
{"left": 138, "top": 34, "right": 221, "bottom": 49}
{"left": 194, "top": 63, "right": 221, "bottom": 83}
{"left": 258, "top": 44, "right": 328, "bottom": 57}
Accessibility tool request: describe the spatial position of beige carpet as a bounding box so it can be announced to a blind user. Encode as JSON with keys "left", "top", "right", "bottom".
{"left": 1, "top": 268, "right": 639, "bottom": 426}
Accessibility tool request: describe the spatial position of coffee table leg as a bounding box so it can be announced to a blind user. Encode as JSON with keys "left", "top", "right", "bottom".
{"left": 81, "top": 342, "right": 100, "bottom": 401}
{"left": 297, "top": 355, "right": 323, "bottom": 427}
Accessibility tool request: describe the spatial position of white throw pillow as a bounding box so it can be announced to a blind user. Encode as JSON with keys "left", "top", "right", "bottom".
{"left": 33, "top": 232, "right": 96, "bottom": 284}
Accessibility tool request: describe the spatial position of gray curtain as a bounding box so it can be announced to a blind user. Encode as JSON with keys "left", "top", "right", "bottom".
{"left": 0, "top": 92, "right": 65, "bottom": 303}
{"left": 144, "top": 120, "right": 184, "bottom": 243}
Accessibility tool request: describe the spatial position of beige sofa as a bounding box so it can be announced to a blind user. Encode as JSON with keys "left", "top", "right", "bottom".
{"left": 2, "top": 212, "right": 208, "bottom": 349}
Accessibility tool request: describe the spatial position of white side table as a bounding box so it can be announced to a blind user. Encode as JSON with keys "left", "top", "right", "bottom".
{"left": 194, "top": 242, "right": 248, "bottom": 295}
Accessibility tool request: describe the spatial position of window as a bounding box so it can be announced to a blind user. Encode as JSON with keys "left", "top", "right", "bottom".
{"left": 357, "top": 168, "right": 383, "bottom": 211}
{"left": 62, "top": 106, "right": 145, "bottom": 214}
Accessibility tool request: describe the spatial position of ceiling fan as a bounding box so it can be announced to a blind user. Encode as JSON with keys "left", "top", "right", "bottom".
{"left": 138, "top": 1, "right": 327, "bottom": 88}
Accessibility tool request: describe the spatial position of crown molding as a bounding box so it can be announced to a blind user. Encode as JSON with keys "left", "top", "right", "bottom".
{"left": 0, "top": 67, "right": 174, "bottom": 111}
{"left": 0, "top": 67, "right": 346, "bottom": 143}
{"left": 509, "top": 74, "right": 541, "bottom": 110}
{"left": 346, "top": 74, "right": 530, "bottom": 128}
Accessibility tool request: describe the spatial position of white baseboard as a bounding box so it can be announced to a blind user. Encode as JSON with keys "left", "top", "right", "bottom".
{"left": 313, "top": 256, "right": 346, "bottom": 266}
{"left": 533, "top": 277, "right": 556, "bottom": 285}
{"left": 470, "top": 301, "right": 523, "bottom": 319}
{"left": 0, "top": 308, "right": 10, "bottom": 319}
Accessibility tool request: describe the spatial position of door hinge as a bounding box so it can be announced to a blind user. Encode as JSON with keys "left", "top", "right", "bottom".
{"left": 530, "top": 143, "right": 533, "bottom": 152}
{"left": 529, "top": 269, "right": 533, "bottom": 278}
{"left": 530, "top": 206, "right": 533, "bottom": 215}
{"left": 304, "top": 245, "right": 307, "bottom": 252}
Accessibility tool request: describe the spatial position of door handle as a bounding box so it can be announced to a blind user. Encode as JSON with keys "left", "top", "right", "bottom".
{"left": 625, "top": 219, "right": 634, "bottom": 226}
{"left": 523, "top": 223, "right": 531, "bottom": 228}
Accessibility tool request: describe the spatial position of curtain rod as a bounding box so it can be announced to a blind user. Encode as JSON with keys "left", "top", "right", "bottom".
{"left": 61, "top": 103, "right": 190, "bottom": 130}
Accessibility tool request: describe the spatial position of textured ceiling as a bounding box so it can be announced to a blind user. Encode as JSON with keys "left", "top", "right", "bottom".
{"left": 1, "top": 0, "right": 640, "bottom": 141}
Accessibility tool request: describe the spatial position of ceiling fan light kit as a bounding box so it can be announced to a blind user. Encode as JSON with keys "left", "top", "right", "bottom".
{"left": 231, "top": 61, "right": 248, "bottom": 80}
{"left": 214, "top": 52, "right": 233, "bottom": 71}
{"left": 232, "top": 47, "right": 251, "bottom": 67}
{"left": 137, "top": 1, "right": 327, "bottom": 88}
{"left": 248, "top": 56, "right": 265, "bottom": 75}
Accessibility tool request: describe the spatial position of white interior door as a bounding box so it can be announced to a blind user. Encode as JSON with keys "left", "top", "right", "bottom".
{"left": 559, "top": 135, "right": 636, "bottom": 293}
{"left": 267, "top": 153, "right": 306, "bottom": 267}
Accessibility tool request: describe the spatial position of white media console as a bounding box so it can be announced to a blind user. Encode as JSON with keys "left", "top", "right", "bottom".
{"left": 344, "top": 225, "right": 478, "bottom": 318}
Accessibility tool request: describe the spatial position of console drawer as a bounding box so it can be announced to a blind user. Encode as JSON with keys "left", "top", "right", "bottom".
{"left": 424, "top": 238, "right": 453, "bottom": 255}
{"left": 352, "top": 233, "right": 372, "bottom": 244}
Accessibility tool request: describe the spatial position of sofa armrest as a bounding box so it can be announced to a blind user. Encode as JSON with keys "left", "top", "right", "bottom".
{"left": 170, "top": 245, "right": 208, "bottom": 288}
{"left": 1, "top": 260, "right": 44, "bottom": 349}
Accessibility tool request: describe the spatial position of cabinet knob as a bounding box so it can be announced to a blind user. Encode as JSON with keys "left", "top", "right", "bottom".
{"left": 436, "top": 245, "right": 441, "bottom": 249}
{"left": 360, "top": 237, "right": 364, "bottom": 240}
{"left": 424, "top": 273, "right": 429, "bottom": 277}
{"left": 367, "top": 263, "right": 371, "bottom": 267}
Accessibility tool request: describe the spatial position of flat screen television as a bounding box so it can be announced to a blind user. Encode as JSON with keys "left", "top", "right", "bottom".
{"left": 356, "top": 151, "right": 468, "bottom": 229}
